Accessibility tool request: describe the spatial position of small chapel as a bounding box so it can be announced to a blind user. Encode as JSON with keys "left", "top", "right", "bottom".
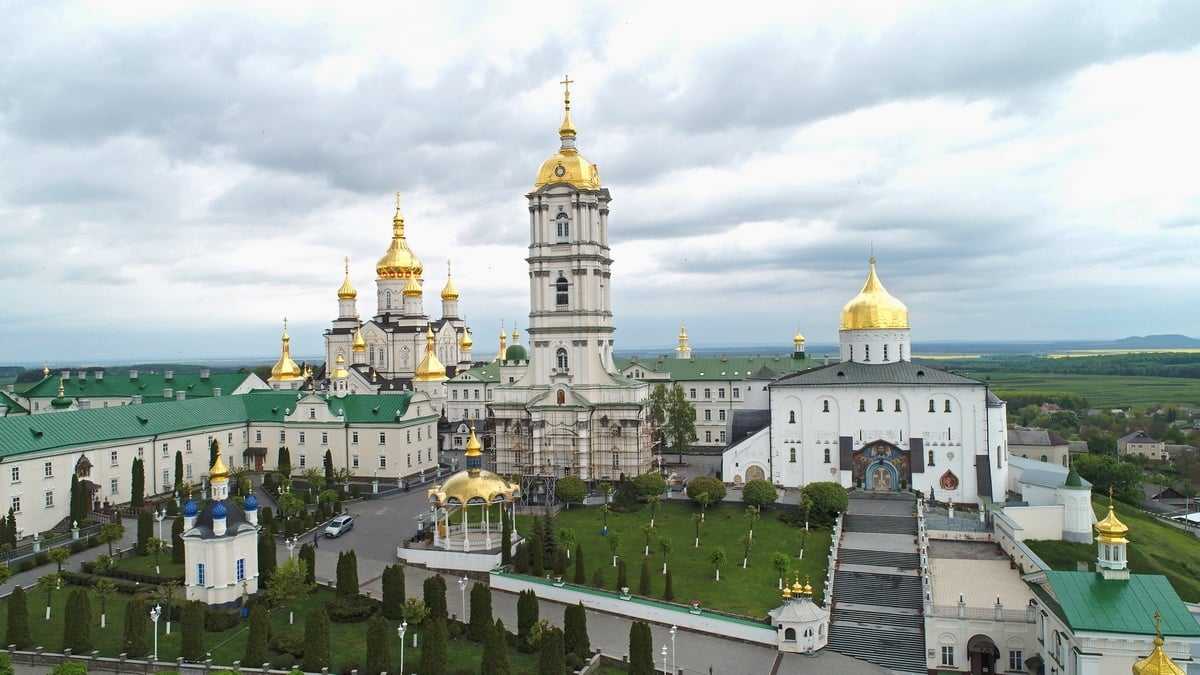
{"left": 181, "top": 445, "right": 260, "bottom": 606}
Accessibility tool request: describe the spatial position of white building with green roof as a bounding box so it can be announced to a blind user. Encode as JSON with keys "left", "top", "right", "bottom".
{"left": 19, "top": 367, "right": 267, "bottom": 414}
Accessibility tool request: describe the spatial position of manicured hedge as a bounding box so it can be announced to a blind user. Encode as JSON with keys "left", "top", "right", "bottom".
{"left": 323, "top": 595, "right": 379, "bottom": 623}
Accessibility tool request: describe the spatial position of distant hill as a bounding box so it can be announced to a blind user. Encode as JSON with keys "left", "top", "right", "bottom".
{"left": 1107, "top": 334, "right": 1200, "bottom": 349}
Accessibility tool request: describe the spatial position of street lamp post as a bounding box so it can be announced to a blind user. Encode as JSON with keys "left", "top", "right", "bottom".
{"left": 150, "top": 604, "right": 162, "bottom": 661}
{"left": 154, "top": 508, "right": 164, "bottom": 541}
{"left": 670, "top": 625, "right": 677, "bottom": 673}
{"left": 286, "top": 536, "right": 296, "bottom": 560}
{"left": 662, "top": 645, "right": 669, "bottom": 674}
{"left": 458, "top": 576, "right": 467, "bottom": 621}
{"left": 398, "top": 621, "right": 408, "bottom": 674}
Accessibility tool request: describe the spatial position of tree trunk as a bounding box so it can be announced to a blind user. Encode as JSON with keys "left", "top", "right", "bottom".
{"left": 662, "top": 562, "right": 667, "bottom": 574}
{"left": 715, "top": 569, "right": 720, "bottom": 582}
{"left": 742, "top": 558, "right": 747, "bottom": 569}
{"left": 289, "top": 609, "right": 294, "bottom": 625}
{"left": 612, "top": 556, "right": 617, "bottom": 568}
{"left": 101, "top": 613, "right": 107, "bottom": 629}
{"left": 694, "top": 538, "right": 699, "bottom": 548}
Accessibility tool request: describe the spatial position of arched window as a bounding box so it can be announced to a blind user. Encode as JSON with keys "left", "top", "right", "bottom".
{"left": 823, "top": 448, "right": 830, "bottom": 464}
{"left": 556, "top": 389, "right": 566, "bottom": 405}
{"left": 784, "top": 628, "right": 796, "bottom": 641}
{"left": 858, "top": 399, "right": 866, "bottom": 412}
{"left": 876, "top": 398, "right": 884, "bottom": 412}
{"left": 1041, "top": 454, "right": 1048, "bottom": 462}
{"left": 928, "top": 399, "right": 936, "bottom": 413}
{"left": 555, "top": 212, "right": 570, "bottom": 241}
{"left": 928, "top": 450, "right": 935, "bottom": 466}
{"left": 789, "top": 448, "right": 796, "bottom": 463}
{"left": 556, "top": 348, "right": 568, "bottom": 370}
{"left": 788, "top": 410, "right": 796, "bottom": 424}
{"left": 555, "top": 275, "right": 569, "bottom": 306}
{"left": 385, "top": 290, "right": 392, "bottom": 308}
{"left": 822, "top": 400, "right": 830, "bottom": 413}
{"left": 944, "top": 400, "right": 952, "bottom": 413}
{"left": 894, "top": 399, "right": 901, "bottom": 412}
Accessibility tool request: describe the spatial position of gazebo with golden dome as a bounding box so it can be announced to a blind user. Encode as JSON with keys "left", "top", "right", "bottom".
{"left": 427, "top": 426, "right": 520, "bottom": 552}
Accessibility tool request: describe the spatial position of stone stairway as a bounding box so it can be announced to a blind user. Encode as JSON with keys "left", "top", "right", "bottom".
{"left": 827, "top": 492, "right": 926, "bottom": 675}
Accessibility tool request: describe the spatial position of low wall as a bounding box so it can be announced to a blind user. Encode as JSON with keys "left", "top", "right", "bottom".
{"left": 1004, "top": 505, "right": 1064, "bottom": 541}
{"left": 927, "top": 530, "right": 992, "bottom": 542}
{"left": 490, "top": 570, "right": 778, "bottom": 646}
{"left": 398, "top": 545, "right": 504, "bottom": 573}
{"left": 993, "top": 510, "right": 1050, "bottom": 575}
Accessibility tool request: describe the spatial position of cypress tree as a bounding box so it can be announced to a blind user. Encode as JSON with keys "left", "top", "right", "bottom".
{"left": 552, "top": 547, "right": 567, "bottom": 577}
{"left": 638, "top": 556, "right": 651, "bottom": 596}
{"left": 123, "top": 598, "right": 149, "bottom": 657}
{"left": 616, "top": 559, "right": 628, "bottom": 591}
{"left": 541, "top": 512, "right": 557, "bottom": 560}
{"left": 243, "top": 604, "right": 269, "bottom": 667}
{"left": 335, "top": 549, "right": 360, "bottom": 597}
{"left": 468, "top": 582, "right": 492, "bottom": 642}
{"left": 6, "top": 586, "right": 31, "bottom": 649}
{"left": 573, "top": 543, "right": 585, "bottom": 584}
{"left": 530, "top": 534, "right": 544, "bottom": 577}
{"left": 563, "top": 602, "right": 590, "bottom": 661}
{"left": 61, "top": 589, "right": 79, "bottom": 653}
{"left": 537, "top": 626, "right": 564, "bottom": 675}
{"left": 69, "top": 474, "right": 81, "bottom": 526}
{"left": 209, "top": 439, "right": 219, "bottom": 470}
{"left": 181, "top": 601, "right": 205, "bottom": 662}
{"left": 258, "top": 530, "right": 276, "bottom": 587}
{"left": 323, "top": 449, "right": 334, "bottom": 483}
{"left": 131, "top": 458, "right": 145, "bottom": 508}
{"left": 365, "top": 613, "right": 389, "bottom": 675}
{"left": 420, "top": 616, "right": 448, "bottom": 675}
{"left": 423, "top": 574, "right": 447, "bottom": 620}
{"left": 75, "top": 590, "right": 92, "bottom": 653}
{"left": 136, "top": 509, "right": 151, "bottom": 555}
{"left": 516, "top": 589, "right": 538, "bottom": 650}
{"left": 302, "top": 606, "right": 331, "bottom": 672}
{"left": 260, "top": 506, "right": 274, "bottom": 535}
{"left": 277, "top": 446, "right": 291, "bottom": 476}
{"left": 591, "top": 567, "right": 605, "bottom": 589}
{"left": 300, "top": 544, "right": 316, "bottom": 586}
{"left": 663, "top": 569, "right": 675, "bottom": 602}
{"left": 513, "top": 541, "right": 530, "bottom": 574}
{"left": 382, "top": 564, "right": 406, "bottom": 619}
{"left": 174, "top": 451, "right": 184, "bottom": 494}
{"left": 171, "top": 516, "right": 184, "bottom": 563}
{"left": 500, "top": 510, "right": 512, "bottom": 566}
{"left": 629, "top": 621, "right": 654, "bottom": 675}
{"left": 482, "top": 618, "right": 512, "bottom": 675}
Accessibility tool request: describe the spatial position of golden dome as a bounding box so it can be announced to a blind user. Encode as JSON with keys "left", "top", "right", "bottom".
{"left": 465, "top": 425, "right": 482, "bottom": 456}
{"left": 414, "top": 326, "right": 447, "bottom": 382}
{"left": 376, "top": 194, "right": 424, "bottom": 280}
{"left": 441, "top": 261, "right": 460, "bottom": 301}
{"left": 403, "top": 274, "right": 423, "bottom": 298}
{"left": 333, "top": 353, "right": 349, "bottom": 379}
{"left": 270, "top": 319, "right": 304, "bottom": 381}
{"left": 782, "top": 585, "right": 792, "bottom": 600}
{"left": 209, "top": 444, "right": 229, "bottom": 482}
{"left": 337, "top": 256, "right": 357, "bottom": 300}
{"left": 460, "top": 329, "right": 474, "bottom": 350}
{"left": 1096, "top": 488, "right": 1129, "bottom": 544}
{"left": 429, "top": 469, "right": 520, "bottom": 506}
{"left": 533, "top": 75, "right": 601, "bottom": 191}
{"left": 1133, "top": 612, "right": 1185, "bottom": 675}
{"left": 352, "top": 327, "right": 366, "bottom": 353}
{"left": 840, "top": 257, "right": 909, "bottom": 330}
{"left": 793, "top": 331, "right": 806, "bottom": 347}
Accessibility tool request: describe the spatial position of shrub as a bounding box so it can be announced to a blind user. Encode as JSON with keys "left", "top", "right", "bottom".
{"left": 324, "top": 595, "right": 379, "bottom": 623}
{"left": 336, "top": 550, "right": 360, "bottom": 598}
{"left": 205, "top": 607, "right": 241, "bottom": 632}
{"left": 382, "top": 564, "right": 405, "bottom": 620}
{"left": 6, "top": 586, "right": 31, "bottom": 648}
{"left": 60, "top": 571, "right": 141, "bottom": 594}
{"left": 137, "top": 510, "right": 152, "bottom": 555}
{"left": 610, "top": 478, "right": 641, "bottom": 512}
{"left": 365, "top": 614, "right": 390, "bottom": 675}
{"left": 269, "top": 631, "right": 306, "bottom": 658}
{"left": 800, "top": 482, "right": 849, "bottom": 524}
{"left": 300, "top": 544, "right": 316, "bottom": 586}
{"left": 482, "top": 618, "right": 512, "bottom": 675}
{"left": 420, "top": 616, "right": 448, "bottom": 675}
{"left": 80, "top": 561, "right": 183, "bottom": 585}
{"left": 632, "top": 472, "right": 667, "bottom": 499}
{"left": 513, "top": 541, "right": 530, "bottom": 574}
{"left": 244, "top": 605, "right": 270, "bottom": 667}
{"left": 556, "top": 475, "right": 587, "bottom": 506}
{"left": 123, "top": 598, "right": 150, "bottom": 657}
{"left": 517, "top": 589, "right": 539, "bottom": 652}
{"left": 468, "top": 582, "right": 493, "bottom": 642}
{"left": 742, "top": 479, "right": 778, "bottom": 509}
{"left": 563, "top": 602, "right": 590, "bottom": 660}
{"left": 302, "top": 606, "right": 331, "bottom": 672}
{"left": 172, "top": 517, "right": 185, "bottom": 563}
{"left": 537, "top": 626, "right": 564, "bottom": 675}
{"left": 259, "top": 530, "right": 277, "bottom": 586}
{"left": 424, "top": 574, "right": 448, "bottom": 621}
{"left": 686, "top": 476, "right": 727, "bottom": 505}
{"left": 530, "top": 534, "right": 544, "bottom": 577}
{"left": 628, "top": 621, "right": 654, "bottom": 675}
{"left": 182, "top": 601, "right": 206, "bottom": 662}
{"left": 50, "top": 663, "right": 87, "bottom": 675}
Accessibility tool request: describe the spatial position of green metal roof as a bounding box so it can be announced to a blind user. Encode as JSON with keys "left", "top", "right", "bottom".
{"left": 456, "top": 365, "right": 500, "bottom": 383}
{"left": 1037, "top": 572, "right": 1200, "bottom": 637}
{"left": 24, "top": 369, "right": 256, "bottom": 403}
{"left": 617, "top": 355, "right": 806, "bottom": 381}
{"left": 0, "top": 391, "right": 28, "bottom": 415}
{"left": 0, "top": 390, "right": 416, "bottom": 461}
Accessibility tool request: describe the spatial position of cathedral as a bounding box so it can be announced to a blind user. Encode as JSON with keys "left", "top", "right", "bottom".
{"left": 320, "top": 200, "right": 474, "bottom": 394}
{"left": 490, "top": 78, "right": 651, "bottom": 494}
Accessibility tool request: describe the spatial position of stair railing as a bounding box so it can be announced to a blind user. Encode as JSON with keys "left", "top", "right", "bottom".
{"left": 918, "top": 494, "right": 932, "bottom": 614}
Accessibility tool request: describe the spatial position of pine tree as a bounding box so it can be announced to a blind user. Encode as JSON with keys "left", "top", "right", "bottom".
{"left": 174, "top": 451, "right": 184, "bottom": 494}
{"left": 6, "top": 586, "right": 31, "bottom": 649}
{"left": 563, "top": 602, "right": 590, "bottom": 661}
{"left": 382, "top": 564, "right": 405, "bottom": 619}
{"left": 123, "top": 598, "right": 149, "bottom": 657}
{"left": 552, "top": 547, "right": 567, "bottom": 577}
{"left": 663, "top": 569, "right": 675, "bottom": 602}
{"left": 500, "top": 510, "right": 513, "bottom": 566}
{"left": 302, "top": 606, "right": 331, "bottom": 672}
{"left": 468, "top": 582, "right": 492, "bottom": 642}
{"left": 629, "top": 621, "right": 654, "bottom": 675}
{"left": 616, "top": 559, "right": 628, "bottom": 590}
{"left": 482, "top": 618, "right": 511, "bottom": 675}
{"left": 517, "top": 589, "right": 538, "bottom": 650}
{"left": 258, "top": 530, "right": 276, "bottom": 587}
{"left": 424, "top": 574, "right": 447, "bottom": 620}
{"left": 420, "top": 616, "right": 448, "bottom": 675}
{"left": 541, "top": 512, "right": 557, "bottom": 560}
{"left": 171, "top": 516, "right": 184, "bottom": 563}
{"left": 530, "top": 534, "right": 544, "bottom": 577}
{"left": 181, "top": 601, "right": 205, "bottom": 662}
{"left": 131, "top": 458, "right": 145, "bottom": 508}
{"left": 638, "top": 556, "right": 651, "bottom": 596}
{"left": 136, "top": 509, "right": 151, "bottom": 555}
{"left": 300, "top": 544, "right": 316, "bottom": 586}
{"left": 573, "top": 543, "right": 585, "bottom": 584}
{"left": 243, "top": 604, "right": 269, "bottom": 667}
{"left": 364, "top": 614, "right": 389, "bottom": 675}
{"left": 537, "top": 626, "right": 565, "bottom": 675}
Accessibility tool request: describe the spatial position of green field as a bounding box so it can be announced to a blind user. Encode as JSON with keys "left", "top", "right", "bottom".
{"left": 965, "top": 371, "right": 1200, "bottom": 408}
{"left": 1024, "top": 498, "right": 1200, "bottom": 601}
{"left": 519, "top": 501, "right": 829, "bottom": 619}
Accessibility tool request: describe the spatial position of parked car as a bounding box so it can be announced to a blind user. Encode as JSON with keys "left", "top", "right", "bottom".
{"left": 324, "top": 515, "right": 354, "bottom": 538}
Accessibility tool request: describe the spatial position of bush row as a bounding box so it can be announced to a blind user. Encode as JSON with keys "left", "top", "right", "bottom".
{"left": 80, "top": 560, "right": 184, "bottom": 585}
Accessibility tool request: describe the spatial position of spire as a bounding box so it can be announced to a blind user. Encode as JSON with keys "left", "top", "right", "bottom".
{"left": 441, "top": 260, "right": 460, "bottom": 301}
{"left": 558, "top": 74, "right": 576, "bottom": 143}
{"left": 376, "top": 192, "right": 424, "bottom": 279}
{"left": 270, "top": 317, "right": 303, "bottom": 381}
{"left": 337, "top": 256, "right": 357, "bottom": 300}
{"left": 496, "top": 320, "right": 508, "bottom": 362}
{"left": 465, "top": 424, "right": 483, "bottom": 473}
{"left": 414, "top": 325, "right": 448, "bottom": 382}
{"left": 1132, "top": 610, "right": 1186, "bottom": 675}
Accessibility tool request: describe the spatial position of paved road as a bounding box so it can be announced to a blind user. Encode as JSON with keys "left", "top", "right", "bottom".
{"left": 0, "top": 517, "right": 138, "bottom": 594}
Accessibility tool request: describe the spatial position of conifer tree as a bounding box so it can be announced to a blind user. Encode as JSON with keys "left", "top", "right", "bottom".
{"left": 131, "top": 458, "right": 145, "bottom": 508}
{"left": 663, "top": 569, "right": 675, "bottom": 602}
{"left": 420, "top": 616, "right": 448, "bottom": 675}
{"left": 181, "top": 601, "right": 205, "bottom": 662}
{"left": 336, "top": 549, "right": 360, "bottom": 597}
{"left": 62, "top": 589, "right": 85, "bottom": 653}
{"left": 513, "top": 541, "right": 530, "bottom": 574}
{"left": 573, "top": 543, "right": 585, "bottom": 584}
{"left": 382, "top": 564, "right": 406, "bottom": 619}
{"left": 136, "top": 509, "right": 151, "bottom": 555}
{"left": 563, "top": 602, "right": 590, "bottom": 661}
{"left": 302, "top": 606, "right": 331, "bottom": 672}
{"left": 553, "top": 547, "right": 567, "bottom": 577}
{"left": 616, "top": 559, "right": 628, "bottom": 590}
{"left": 516, "top": 589, "right": 538, "bottom": 650}
{"left": 277, "top": 446, "right": 292, "bottom": 477}
{"left": 468, "top": 582, "right": 493, "bottom": 642}
{"left": 323, "top": 449, "right": 334, "bottom": 483}
{"left": 482, "top": 618, "right": 512, "bottom": 675}
{"left": 629, "top": 621, "right": 654, "bottom": 675}
{"left": 209, "top": 439, "right": 219, "bottom": 470}
{"left": 638, "top": 556, "right": 652, "bottom": 595}
{"left": 243, "top": 604, "right": 269, "bottom": 666}
{"left": 537, "top": 626, "right": 565, "bottom": 675}
{"left": 530, "top": 534, "right": 544, "bottom": 577}
{"left": 300, "top": 543, "right": 316, "bottom": 586}
{"left": 541, "top": 512, "right": 557, "bottom": 559}
{"left": 500, "top": 510, "right": 513, "bottom": 566}
{"left": 423, "top": 574, "right": 447, "bottom": 620}
{"left": 171, "top": 516, "right": 184, "bottom": 563}
{"left": 5, "top": 586, "right": 31, "bottom": 649}
{"left": 174, "top": 451, "right": 184, "bottom": 494}
{"left": 365, "top": 614, "right": 390, "bottom": 675}
{"left": 69, "top": 474, "right": 82, "bottom": 526}
{"left": 123, "top": 598, "right": 150, "bottom": 657}
{"left": 258, "top": 530, "right": 276, "bottom": 586}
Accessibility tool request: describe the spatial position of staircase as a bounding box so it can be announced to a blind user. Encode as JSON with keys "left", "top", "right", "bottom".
{"left": 826, "top": 491, "right": 926, "bottom": 674}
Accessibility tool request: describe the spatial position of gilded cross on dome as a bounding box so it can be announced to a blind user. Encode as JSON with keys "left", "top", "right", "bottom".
{"left": 560, "top": 74, "right": 574, "bottom": 105}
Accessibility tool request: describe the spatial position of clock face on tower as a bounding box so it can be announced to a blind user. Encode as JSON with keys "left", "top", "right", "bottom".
{"left": 554, "top": 164, "right": 565, "bottom": 177}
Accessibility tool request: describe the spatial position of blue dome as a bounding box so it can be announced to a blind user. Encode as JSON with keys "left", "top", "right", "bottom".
{"left": 243, "top": 495, "right": 258, "bottom": 511}
{"left": 183, "top": 500, "right": 198, "bottom": 517}
{"left": 212, "top": 502, "right": 227, "bottom": 519}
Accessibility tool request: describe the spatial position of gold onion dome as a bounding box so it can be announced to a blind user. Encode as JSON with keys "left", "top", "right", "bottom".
{"left": 337, "top": 256, "right": 357, "bottom": 300}
{"left": 429, "top": 428, "right": 520, "bottom": 506}
{"left": 270, "top": 319, "right": 304, "bottom": 381}
{"left": 209, "top": 445, "right": 229, "bottom": 481}
{"left": 403, "top": 274, "right": 423, "bottom": 298}
{"left": 841, "top": 257, "right": 909, "bottom": 330}
{"left": 460, "top": 329, "right": 474, "bottom": 350}
{"left": 376, "top": 194, "right": 424, "bottom": 280}
{"left": 352, "top": 327, "right": 366, "bottom": 353}
{"left": 1133, "top": 611, "right": 1185, "bottom": 675}
{"left": 1096, "top": 488, "right": 1129, "bottom": 544}
{"left": 534, "top": 75, "right": 601, "bottom": 190}
{"left": 794, "top": 331, "right": 806, "bottom": 346}
{"left": 782, "top": 585, "right": 792, "bottom": 600}
{"left": 333, "top": 353, "right": 349, "bottom": 379}
{"left": 465, "top": 425, "right": 483, "bottom": 457}
{"left": 414, "top": 326, "right": 447, "bottom": 382}
{"left": 441, "top": 261, "right": 459, "bottom": 301}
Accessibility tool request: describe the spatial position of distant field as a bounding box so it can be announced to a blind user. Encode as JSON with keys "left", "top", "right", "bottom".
{"left": 1049, "top": 348, "right": 1200, "bottom": 358}
{"left": 965, "top": 371, "right": 1200, "bottom": 408}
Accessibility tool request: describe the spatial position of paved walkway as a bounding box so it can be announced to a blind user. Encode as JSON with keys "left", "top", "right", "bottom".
{"left": 0, "top": 517, "right": 138, "bottom": 594}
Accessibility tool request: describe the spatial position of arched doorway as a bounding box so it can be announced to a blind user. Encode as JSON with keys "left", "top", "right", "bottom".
{"left": 865, "top": 461, "right": 899, "bottom": 492}
{"left": 967, "top": 634, "right": 1000, "bottom": 674}
{"left": 746, "top": 465, "right": 766, "bottom": 482}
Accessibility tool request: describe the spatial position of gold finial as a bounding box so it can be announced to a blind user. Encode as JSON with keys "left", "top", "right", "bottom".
{"left": 57, "top": 378, "right": 65, "bottom": 398}
{"left": 1132, "top": 609, "right": 1186, "bottom": 675}
{"left": 337, "top": 256, "right": 358, "bottom": 300}
{"left": 440, "top": 260, "right": 460, "bottom": 301}
{"left": 558, "top": 74, "right": 576, "bottom": 139}
{"left": 465, "top": 424, "right": 482, "bottom": 457}
{"left": 210, "top": 441, "right": 229, "bottom": 482}
{"left": 270, "top": 317, "right": 303, "bottom": 382}
{"left": 414, "top": 324, "right": 448, "bottom": 382}
{"left": 1095, "top": 484, "right": 1129, "bottom": 543}
{"left": 42, "top": 365, "right": 49, "bottom": 378}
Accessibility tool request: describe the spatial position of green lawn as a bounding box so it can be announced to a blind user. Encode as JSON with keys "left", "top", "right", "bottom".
{"left": 964, "top": 371, "right": 1200, "bottom": 408}
{"left": 1025, "top": 497, "right": 1200, "bottom": 601}
{"left": 519, "top": 501, "right": 829, "bottom": 619}
{"left": 112, "top": 554, "right": 185, "bottom": 578}
{"left": 0, "top": 586, "right": 538, "bottom": 672}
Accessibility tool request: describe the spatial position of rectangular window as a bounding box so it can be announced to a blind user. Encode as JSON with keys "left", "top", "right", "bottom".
{"left": 407, "top": 454, "right": 412, "bottom": 468}
{"left": 236, "top": 558, "right": 246, "bottom": 582}
{"left": 718, "top": 388, "right": 725, "bottom": 399}
{"left": 704, "top": 430, "right": 712, "bottom": 442}
{"left": 789, "top": 448, "right": 796, "bottom": 462}
{"left": 719, "top": 431, "right": 726, "bottom": 444}
{"left": 162, "top": 469, "right": 170, "bottom": 488}
{"left": 186, "top": 465, "right": 193, "bottom": 480}
{"left": 704, "top": 409, "right": 712, "bottom": 422}
{"left": 474, "top": 389, "right": 480, "bottom": 400}
{"left": 197, "top": 563, "right": 206, "bottom": 586}
{"left": 689, "top": 388, "right": 696, "bottom": 399}
{"left": 138, "top": 447, "right": 144, "bottom": 458}
{"left": 941, "top": 646, "right": 954, "bottom": 666}
{"left": 10, "top": 496, "right": 20, "bottom": 513}
{"left": 352, "top": 455, "right": 360, "bottom": 469}
{"left": 321, "top": 432, "right": 328, "bottom": 446}
{"left": 1009, "top": 650, "right": 1023, "bottom": 672}
{"left": 733, "top": 387, "right": 740, "bottom": 399}
{"left": 228, "top": 432, "right": 233, "bottom": 445}
{"left": 299, "top": 454, "right": 306, "bottom": 468}
{"left": 186, "top": 439, "right": 192, "bottom": 453}
{"left": 352, "top": 431, "right": 359, "bottom": 444}
{"left": 10, "top": 467, "right": 18, "bottom": 483}
{"left": 44, "top": 491, "right": 54, "bottom": 508}
{"left": 704, "top": 388, "right": 711, "bottom": 399}
{"left": 110, "top": 450, "right": 119, "bottom": 466}
{"left": 719, "top": 409, "right": 726, "bottom": 422}
{"left": 279, "top": 430, "right": 285, "bottom": 443}
{"left": 256, "top": 430, "right": 262, "bottom": 442}
{"left": 379, "top": 432, "right": 386, "bottom": 445}
{"left": 298, "top": 432, "right": 306, "bottom": 445}
{"left": 379, "top": 456, "right": 387, "bottom": 469}
{"left": 44, "top": 461, "right": 53, "bottom": 478}
{"left": 162, "top": 443, "right": 169, "bottom": 458}
{"left": 111, "top": 478, "right": 119, "bottom": 495}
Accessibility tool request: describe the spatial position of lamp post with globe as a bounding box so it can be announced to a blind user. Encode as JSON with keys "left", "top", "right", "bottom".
{"left": 662, "top": 645, "right": 669, "bottom": 674}
{"left": 670, "top": 625, "right": 677, "bottom": 672}
{"left": 150, "top": 604, "right": 162, "bottom": 660}
{"left": 457, "top": 576, "right": 467, "bottom": 620}
{"left": 398, "top": 621, "right": 408, "bottom": 674}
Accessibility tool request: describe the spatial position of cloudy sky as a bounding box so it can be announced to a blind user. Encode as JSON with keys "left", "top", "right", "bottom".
{"left": 2, "top": 1, "right": 1199, "bottom": 363}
